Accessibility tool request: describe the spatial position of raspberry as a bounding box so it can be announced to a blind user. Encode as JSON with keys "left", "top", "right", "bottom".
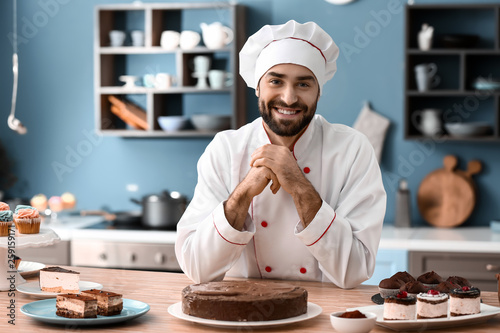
{"left": 397, "top": 291, "right": 408, "bottom": 298}
{"left": 427, "top": 289, "right": 439, "bottom": 295}
{"left": 462, "top": 286, "right": 470, "bottom": 291}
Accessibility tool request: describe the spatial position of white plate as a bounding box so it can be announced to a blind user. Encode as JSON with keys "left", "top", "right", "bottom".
{"left": 18, "top": 261, "right": 45, "bottom": 278}
{"left": 21, "top": 298, "right": 149, "bottom": 326}
{"left": 168, "top": 301, "right": 322, "bottom": 329}
{"left": 17, "top": 281, "right": 103, "bottom": 299}
{"left": 348, "top": 304, "right": 500, "bottom": 331}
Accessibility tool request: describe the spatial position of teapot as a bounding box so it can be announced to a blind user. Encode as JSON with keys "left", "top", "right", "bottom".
{"left": 200, "top": 22, "right": 234, "bottom": 49}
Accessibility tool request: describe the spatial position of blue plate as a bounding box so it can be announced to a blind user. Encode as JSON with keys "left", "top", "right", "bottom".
{"left": 21, "top": 298, "right": 149, "bottom": 326}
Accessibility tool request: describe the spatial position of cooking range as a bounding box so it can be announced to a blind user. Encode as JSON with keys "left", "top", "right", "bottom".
{"left": 71, "top": 217, "right": 181, "bottom": 273}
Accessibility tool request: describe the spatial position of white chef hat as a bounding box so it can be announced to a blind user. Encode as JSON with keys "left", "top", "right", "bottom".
{"left": 239, "top": 20, "right": 339, "bottom": 95}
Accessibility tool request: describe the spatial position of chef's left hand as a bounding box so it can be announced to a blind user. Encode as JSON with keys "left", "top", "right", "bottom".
{"left": 250, "top": 144, "right": 304, "bottom": 195}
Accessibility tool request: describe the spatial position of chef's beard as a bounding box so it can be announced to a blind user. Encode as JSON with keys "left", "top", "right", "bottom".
{"left": 259, "top": 98, "right": 317, "bottom": 137}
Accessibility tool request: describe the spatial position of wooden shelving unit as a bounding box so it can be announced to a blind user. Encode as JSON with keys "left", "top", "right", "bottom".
{"left": 405, "top": 4, "right": 500, "bottom": 142}
{"left": 94, "top": 2, "right": 246, "bottom": 137}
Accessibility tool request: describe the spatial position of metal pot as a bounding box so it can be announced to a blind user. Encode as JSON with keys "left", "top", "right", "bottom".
{"left": 131, "top": 190, "right": 187, "bottom": 229}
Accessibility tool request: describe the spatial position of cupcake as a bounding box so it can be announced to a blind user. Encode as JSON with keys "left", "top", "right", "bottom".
{"left": 0, "top": 202, "right": 10, "bottom": 211}
{"left": 0, "top": 210, "right": 14, "bottom": 236}
{"left": 379, "top": 277, "right": 405, "bottom": 298}
{"left": 390, "top": 271, "right": 416, "bottom": 284}
{"left": 14, "top": 207, "right": 41, "bottom": 234}
{"left": 48, "top": 196, "right": 63, "bottom": 212}
{"left": 30, "top": 194, "right": 48, "bottom": 212}
{"left": 446, "top": 276, "right": 471, "bottom": 288}
{"left": 61, "top": 192, "right": 76, "bottom": 210}
{"left": 417, "top": 271, "right": 443, "bottom": 289}
{"left": 400, "top": 281, "right": 428, "bottom": 297}
{"left": 435, "top": 280, "right": 460, "bottom": 294}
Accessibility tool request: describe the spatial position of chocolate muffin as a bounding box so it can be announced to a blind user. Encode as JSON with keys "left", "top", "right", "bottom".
{"left": 379, "top": 278, "right": 405, "bottom": 298}
{"left": 400, "top": 281, "right": 428, "bottom": 297}
{"left": 435, "top": 281, "right": 460, "bottom": 293}
{"left": 390, "top": 271, "right": 416, "bottom": 284}
{"left": 417, "top": 271, "right": 443, "bottom": 288}
{"left": 446, "top": 276, "right": 471, "bottom": 287}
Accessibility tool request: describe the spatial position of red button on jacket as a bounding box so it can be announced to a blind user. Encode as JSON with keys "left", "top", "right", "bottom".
{"left": 265, "top": 266, "right": 272, "bottom": 273}
{"left": 300, "top": 267, "right": 307, "bottom": 274}
{"left": 261, "top": 221, "right": 268, "bottom": 228}
{"left": 303, "top": 167, "right": 310, "bottom": 174}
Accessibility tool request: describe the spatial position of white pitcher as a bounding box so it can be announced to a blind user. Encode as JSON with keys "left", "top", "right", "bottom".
{"left": 200, "top": 22, "right": 234, "bottom": 49}
{"left": 411, "top": 109, "right": 442, "bottom": 136}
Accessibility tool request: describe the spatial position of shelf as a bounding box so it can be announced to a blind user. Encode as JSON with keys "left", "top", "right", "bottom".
{"left": 99, "top": 129, "right": 220, "bottom": 138}
{"left": 404, "top": 4, "right": 500, "bottom": 142}
{"left": 99, "top": 86, "right": 232, "bottom": 94}
{"left": 408, "top": 49, "right": 500, "bottom": 55}
{"left": 94, "top": 3, "right": 246, "bottom": 137}
{"left": 99, "top": 46, "right": 231, "bottom": 54}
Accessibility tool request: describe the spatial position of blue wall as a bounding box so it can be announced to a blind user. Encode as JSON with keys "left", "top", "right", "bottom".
{"left": 1, "top": 0, "right": 500, "bottom": 226}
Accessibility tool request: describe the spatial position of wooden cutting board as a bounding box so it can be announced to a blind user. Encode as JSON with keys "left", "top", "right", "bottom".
{"left": 417, "top": 155, "right": 482, "bottom": 228}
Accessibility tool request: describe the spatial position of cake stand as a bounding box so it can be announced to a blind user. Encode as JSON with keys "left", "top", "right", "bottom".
{"left": 0, "top": 228, "right": 60, "bottom": 291}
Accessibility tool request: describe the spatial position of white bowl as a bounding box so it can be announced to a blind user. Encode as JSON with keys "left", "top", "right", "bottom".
{"left": 444, "top": 122, "right": 492, "bottom": 137}
{"left": 157, "top": 116, "right": 188, "bottom": 131}
{"left": 330, "top": 311, "right": 377, "bottom": 333}
{"left": 191, "top": 114, "right": 231, "bottom": 131}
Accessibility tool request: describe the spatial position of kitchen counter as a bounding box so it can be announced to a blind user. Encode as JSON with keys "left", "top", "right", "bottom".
{"left": 379, "top": 226, "right": 500, "bottom": 253}
{"left": 41, "top": 216, "right": 177, "bottom": 244}
{"left": 2, "top": 267, "right": 499, "bottom": 332}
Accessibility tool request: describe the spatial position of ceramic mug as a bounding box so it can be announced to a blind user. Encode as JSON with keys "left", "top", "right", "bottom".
{"left": 155, "top": 73, "right": 176, "bottom": 89}
{"left": 179, "top": 30, "right": 201, "bottom": 50}
{"left": 143, "top": 74, "right": 156, "bottom": 88}
{"left": 109, "top": 30, "right": 126, "bottom": 47}
{"left": 131, "top": 30, "right": 145, "bottom": 47}
{"left": 411, "top": 108, "right": 443, "bottom": 136}
{"left": 160, "top": 30, "right": 180, "bottom": 50}
{"left": 414, "top": 63, "right": 440, "bottom": 91}
{"left": 208, "top": 70, "right": 233, "bottom": 89}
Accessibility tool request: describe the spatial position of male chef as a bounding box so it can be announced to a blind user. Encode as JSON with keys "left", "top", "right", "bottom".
{"left": 175, "top": 20, "right": 386, "bottom": 289}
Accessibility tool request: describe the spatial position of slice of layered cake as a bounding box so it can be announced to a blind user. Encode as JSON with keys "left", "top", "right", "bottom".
{"left": 39, "top": 266, "right": 80, "bottom": 293}
{"left": 383, "top": 291, "right": 416, "bottom": 320}
{"left": 56, "top": 293, "right": 97, "bottom": 318}
{"left": 81, "top": 289, "right": 123, "bottom": 316}
{"left": 450, "top": 286, "right": 481, "bottom": 316}
{"left": 417, "top": 290, "right": 448, "bottom": 319}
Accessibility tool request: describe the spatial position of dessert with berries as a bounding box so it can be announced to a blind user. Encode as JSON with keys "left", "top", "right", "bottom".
{"left": 450, "top": 286, "right": 481, "bottom": 316}
{"left": 417, "top": 289, "right": 448, "bottom": 319}
{"left": 383, "top": 291, "right": 416, "bottom": 320}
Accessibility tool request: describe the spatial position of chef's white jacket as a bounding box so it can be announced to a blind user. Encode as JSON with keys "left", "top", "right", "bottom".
{"left": 175, "top": 115, "right": 386, "bottom": 288}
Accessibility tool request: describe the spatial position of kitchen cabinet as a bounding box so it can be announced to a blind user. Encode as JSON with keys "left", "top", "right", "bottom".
{"left": 404, "top": 4, "right": 500, "bottom": 142}
{"left": 94, "top": 2, "right": 246, "bottom": 137}
{"left": 363, "top": 249, "right": 408, "bottom": 286}
{"left": 16, "top": 240, "right": 70, "bottom": 266}
{"left": 409, "top": 251, "right": 500, "bottom": 291}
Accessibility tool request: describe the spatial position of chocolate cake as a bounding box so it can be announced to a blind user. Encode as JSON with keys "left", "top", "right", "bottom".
{"left": 181, "top": 281, "right": 308, "bottom": 321}
{"left": 56, "top": 293, "right": 97, "bottom": 318}
{"left": 383, "top": 291, "right": 416, "bottom": 320}
{"left": 81, "top": 289, "right": 123, "bottom": 316}
{"left": 450, "top": 286, "right": 481, "bottom": 316}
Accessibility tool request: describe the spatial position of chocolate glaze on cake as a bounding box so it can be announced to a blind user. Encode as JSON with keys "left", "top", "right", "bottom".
{"left": 41, "top": 266, "right": 79, "bottom": 274}
{"left": 182, "top": 281, "right": 308, "bottom": 321}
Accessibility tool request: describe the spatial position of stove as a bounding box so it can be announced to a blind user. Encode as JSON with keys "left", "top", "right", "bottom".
{"left": 82, "top": 220, "right": 177, "bottom": 231}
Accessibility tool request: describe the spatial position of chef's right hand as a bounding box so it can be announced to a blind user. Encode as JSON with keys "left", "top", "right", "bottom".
{"left": 224, "top": 166, "right": 280, "bottom": 231}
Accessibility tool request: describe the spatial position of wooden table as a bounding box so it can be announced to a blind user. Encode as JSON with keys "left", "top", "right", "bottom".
{"left": 1, "top": 266, "right": 499, "bottom": 332}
